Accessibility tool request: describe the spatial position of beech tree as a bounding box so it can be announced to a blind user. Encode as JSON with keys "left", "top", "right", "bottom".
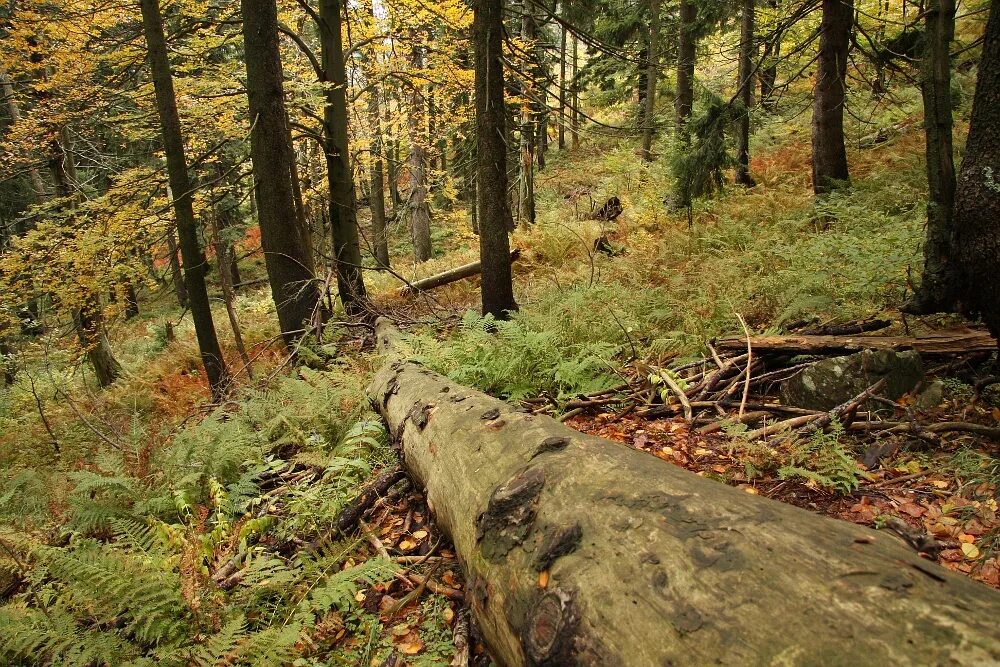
{"left": 140, "top": 0, "right": 229, "bottom": 399}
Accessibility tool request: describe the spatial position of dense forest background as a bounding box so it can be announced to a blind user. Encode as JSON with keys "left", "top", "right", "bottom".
{"left": 0, "top": 0, "right": 998, "bottom": 663}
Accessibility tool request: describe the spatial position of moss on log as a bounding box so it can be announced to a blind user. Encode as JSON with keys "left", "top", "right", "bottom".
{"left": 368, "top": 319, "right": 1000, "bottom": 666}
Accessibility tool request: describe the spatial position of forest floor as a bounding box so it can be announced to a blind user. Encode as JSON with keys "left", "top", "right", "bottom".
{"left": 3, "top": 89, "right": 1000, "bottom": 663}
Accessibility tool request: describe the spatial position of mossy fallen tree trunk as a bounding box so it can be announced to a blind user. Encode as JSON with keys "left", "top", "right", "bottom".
{"left": 367, "top": 319, "right": 1000, "bottom": 666}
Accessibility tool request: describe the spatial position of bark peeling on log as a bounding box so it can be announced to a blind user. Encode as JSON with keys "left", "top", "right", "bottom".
{"left": 477, "top": 467, "right": 545, "bottom": 562}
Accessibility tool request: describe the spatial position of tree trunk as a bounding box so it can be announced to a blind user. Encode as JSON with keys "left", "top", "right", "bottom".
{"left": 735, "top": 0, "right": 756, "bottom": 186}
{"left": 50, "top": 128, "right": 122, "bottom": 388}
{"left": 640, "top": 0, "right": 661, "bottom": 162}
{"left": 210, "top": 213, "right": 253, "bottom": 380}
{"left": 571, "top": 34, "right": 580, "bottom": 150}
{"left": 474, "top": 0, "right": 519, "bottom": 319}
{"left": 518, "top": 5, "right": 537, "bottom": 229}
{"left": 368, "top": 319, "right": 1000, "bottom": 667}
{"left": 811, "top": 0, "right": 852, "bottom": 195}
{"left": 386, "top": 92, "right": 402, "bottom": 210}
{"left": 951, "top": 0, "right": 1000, "bottom": 342}
{"left": 241, "top": 0, "right": 325, "bottom": 344}
{"left": 0, "top": 65, "right": 46, "bottom": 202}
{"left": 759, "top": 0, "right": 780, "bottom": 111}
{"left": 906, "top": 0, "right": 956, "bottom": 315}
{"left": 367, "top": 85, "right": 391, "bottom": 268}
{"left": 676, "top": 0, "right": 697, "bottom": 141}
{"left": 165, "top": 227, "right": 188, "bottom": 308}
{"left": 140, "top": 0, "right": 229, "bottom": 399}
{"left": 406, "top": 39, "right": 433, "bottom": 263}
{"left": 75, "top": 307, "right": 122, "bottom": 389}
{"left": 319, "top": 0, "right": 369, "bottom": 317}
{"left": 285, "top": 113, "right": 315, "bottom": 274}
{"left": 558, "top": 10, "right": 567, "bottom": 151}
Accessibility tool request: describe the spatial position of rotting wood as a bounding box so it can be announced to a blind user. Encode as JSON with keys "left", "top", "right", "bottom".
{"left": 368, "top": 318, "right": 1000, "bottom": 667}
{"left": 716, "top": 328, "right": 997, "bottom": 355}
{"left": 399, "top": 249, "right": 521, "bottom": 295}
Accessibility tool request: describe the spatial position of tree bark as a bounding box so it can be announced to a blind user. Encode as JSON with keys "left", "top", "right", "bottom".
{"left": 0, "top": 65, "right": 46, "bottom": 202}
{"left": 715, "top": 328, "right": 996, "bottom": 355}
{"left": 759, "top": 0, "right": 780, "bottom": 111}
{"left": 951, "top": 0, "right": 1000, "bottom": 343}
{"left": 571, "top": 34, "right": 580, "bottom": 150}
{"left": 319, "top": 0, "right": 369, "bottom": 317}
{"left": 676, "top": 0, "right": 697, "bottom": 141}
{"left": 367, "top": 84, "right": 391, "bottom": 268}
{"left": 811, "top": 0, "right": 852, "bottom": 195}
{"left": 164, "top": 227, "right": 188, "bottom": 308}
{"left": 401, "top": 250, "right": 520, "bottom": 296}
{"left": 140, "top": 0, "right": 229, "bottom": 399}
{"left": 640, "top": 0, "right": 661, "bottom": 162}
{"left": 406, "top": 37, "right": 433, "bottom": 263}
{"left": 474, "top": 0, "right": 519, "bottom": 319}
{"left": 518, "top": 4, "right": 537, "bottom": 229}
{"left": 241, "top": 0, "right": 325, "bottom": 344}
{"left": 906, "top": 0, "right": 956, "bottom": 315}
{"left": 558, "top": 8, "right": 567, "bottom": 151}
{"left": 735, "top": 0, "right": 756, "bottom": 186}
{"left": 368, "top": 319, "right": 1000, "bottom": 667}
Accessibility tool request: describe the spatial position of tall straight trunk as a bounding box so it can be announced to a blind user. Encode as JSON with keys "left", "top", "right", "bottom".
{"left": 674, "top": 0, "right": 698, "bottom": 144}
{"left": 811, "top": 0, "right": 852, "bottom": 195}
{"left": 535, "top": 30, "right": 547, "bottom": 171}
{"left": 518, "top": 5, "right": 536, "bottom": 228}
{"left": 906, "top": 0, "right": 956, "bottom": 314}
{"left": 558, "top": 12, "right": 567, "bottom": 150}
{"left": 386, "top": 90, "right": 402, "bottom": 210}
{"left": 165, "top": 226, "right": 188, "bottom": 307}
{"left": 571, "top": 34, "right": 580, "bottom": 149}
{"left": 676, "top": 0, "right": 697, "bottom": 140}
{"left": 735, "top": 0, "right": 756, "bottom": 186}
{"left": 760, "top": 0, "right": 780, "bottom": 111}
{"left": 474, "top": 0, "right": 518, "bottom": 319}
{"left": 285, "top": 114, "right": 314, "bottom": 273}
{"left": 319, "top": 0, "right": 369, "bottom": 316}
{"left": 0, "top": 66, "right": 46, "bottom": 202}
{"left": 140, "top": 0, "right": 229, "bottom": 399}
{"left": 406, "top": 38, "right": 433, "bottom": 263}
{"left": 241, "top": 0, "right": 325, "bottom": 343}
{"left": 367, "top": 86, "right": 391, "bottom": 267}
{"left": 640, "top": 0, "right": 661, "bottom": 161}
{"left": 951, "top": 0, "right": 1000, "bottom": 342}
{"left": 211, "top": 212, "right": 253, "bottom": 380}
{"left": 123, "top": 282, "right": 140, "bottom": 319}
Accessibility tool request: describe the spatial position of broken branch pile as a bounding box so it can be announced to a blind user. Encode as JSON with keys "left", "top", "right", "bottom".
{"left": 532, "top": 327, "right": 1000, "bottom": 447}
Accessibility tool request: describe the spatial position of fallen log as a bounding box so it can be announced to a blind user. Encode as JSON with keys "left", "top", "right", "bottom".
{"left": 368, "top": 318, "right": 1000, "bottom": 666}
{"left": 716, "top": 327, "right": 997, "bottom": 356}
{"left": 399, "top": 249, "right": 521, "bottom": 295}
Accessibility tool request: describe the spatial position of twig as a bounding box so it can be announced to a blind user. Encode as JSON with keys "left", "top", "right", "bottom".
{"left": 735, "top": 313, "right": 753, "bottom": 422}
{"left": 659, "top": 371, "right": 693, "bottom": 422}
